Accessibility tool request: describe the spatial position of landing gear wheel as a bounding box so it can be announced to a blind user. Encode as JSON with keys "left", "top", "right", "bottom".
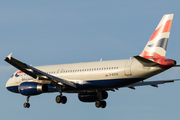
{"left": 95, "top": 101, "right": 107, "bottom": 108}
{"left": 56, "top": 95, "right": 67, "bottom": 104}
{"left": 100, "top": 101, "right": 106, "bottom": 108}
{"left": 23, "top": 103, "right": 30, "bottom": 108}
{"left": 61, "top": 96, "right": 67, "bottom": 104}
{"left": 95, "top": 101, "right": 101, "bottom": 108}
{"left": 23, "top": 96, "right": 30, "bottom": 108}
{"left": 26, "top": 103, "right": 30, "bottom": 108}
{"left": 23, "top": 103, "right": 27, "bottom": 108}
{"left": 56, "top": 95, "right": 61, "bottom": 103}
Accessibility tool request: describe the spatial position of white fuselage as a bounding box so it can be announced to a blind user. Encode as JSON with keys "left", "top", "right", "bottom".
{"left": 6, "top": 58, "right": 166, "bottom": 93}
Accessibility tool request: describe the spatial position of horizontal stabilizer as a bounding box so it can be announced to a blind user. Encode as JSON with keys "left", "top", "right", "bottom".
{"left": 133, "top": 55, "right": 160, "bottom": 67}
{"left": 173, "top": 65, "right": 180, "bottom": 67}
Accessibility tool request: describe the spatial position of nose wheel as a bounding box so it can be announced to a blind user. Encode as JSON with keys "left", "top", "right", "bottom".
{"left": 24, "top": 102, "right": 30, "bottom": 108}
{"left": 24, "top": 96, "right": 30, "bottom": 108}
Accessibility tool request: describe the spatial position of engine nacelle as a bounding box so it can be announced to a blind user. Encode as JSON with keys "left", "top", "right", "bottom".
{"left": 18, "top": 82, "right": 48, "bottom": 96}
{"left": 78, "top": 90, "right": 108, "bottom": 102}
{"left": 78, "top": 92, "right": 98, "bottom": 102}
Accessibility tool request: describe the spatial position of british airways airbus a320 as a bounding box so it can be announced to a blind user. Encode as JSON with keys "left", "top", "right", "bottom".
{"left": 5, "top": 14, "right": 180, "bottom": 108}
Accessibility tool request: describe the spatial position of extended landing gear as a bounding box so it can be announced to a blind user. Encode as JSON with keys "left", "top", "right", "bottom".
{"left": 55, "top": 85, "right": 67, "bottom": 104}
{"left": 95, "top": 100, "right": 106, "bottom": 108}
{"left": 95, "top": 90, "right": 108, "bottom": 108}
{"left": 55, "top": 95, "right": 67, "bottom": 104}
{"left": 24, "top": 96, "right": 30, "bottom": 108}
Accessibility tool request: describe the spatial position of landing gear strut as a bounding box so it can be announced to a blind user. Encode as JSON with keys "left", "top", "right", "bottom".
{"left": 55, "top": 85, "right": 67, "bottom": 104}
{"left": 24, "top": 96, "right": 30, "bottom": 108}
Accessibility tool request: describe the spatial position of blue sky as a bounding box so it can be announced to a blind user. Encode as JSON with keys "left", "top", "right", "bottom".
{"left": 1, "top": 1, "right": 180, "bottom": 120}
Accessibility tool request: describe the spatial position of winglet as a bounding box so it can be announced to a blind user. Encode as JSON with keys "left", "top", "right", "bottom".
{"left": 7, "top": 53, "right": 12, "bottom": 60}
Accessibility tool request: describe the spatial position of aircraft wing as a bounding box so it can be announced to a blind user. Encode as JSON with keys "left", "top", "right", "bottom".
{"left": 4, "top": 53, "right": 76, "bottom": 88}
{"left": 126, "top": 79, "right": 180, "bottom": 89}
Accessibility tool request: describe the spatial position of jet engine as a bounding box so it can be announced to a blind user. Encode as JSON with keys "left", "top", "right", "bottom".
{"left": 18, "top": 82, "right": 48, "bottom": 96}
{"left": 78, "top": 90, "right": 108, "bottom": 102}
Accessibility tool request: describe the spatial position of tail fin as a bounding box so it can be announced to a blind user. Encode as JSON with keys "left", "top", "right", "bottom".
{"left": 140, "top": 14, "right": 174, "bottom": 59}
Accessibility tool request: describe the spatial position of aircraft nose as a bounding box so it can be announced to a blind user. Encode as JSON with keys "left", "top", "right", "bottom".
{"left": 6, "top": 78, "right": 12, "bottom": 91}
{"left": 6, "top": 79, "right": 10, "bottom": 88}
{"left": 6, "top": 78, "right": 19, "bottom": 93}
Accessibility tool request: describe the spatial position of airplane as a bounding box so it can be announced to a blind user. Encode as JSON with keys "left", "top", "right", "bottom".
{"left": 5, "top": 14, "right": 180, "bottom": 109}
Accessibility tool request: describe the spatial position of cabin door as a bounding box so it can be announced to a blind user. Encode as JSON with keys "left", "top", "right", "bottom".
{"left": 124, "top": 59, "right": 133, "bottom": 76}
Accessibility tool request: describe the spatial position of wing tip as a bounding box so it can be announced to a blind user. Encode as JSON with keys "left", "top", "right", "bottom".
{"left": 7, "top": 53, "right": 13, "bottom": 60}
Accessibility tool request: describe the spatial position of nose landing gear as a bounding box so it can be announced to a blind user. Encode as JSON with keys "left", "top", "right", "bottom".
{"left": 24, "top": 96, "right": 30, "bottom": 108}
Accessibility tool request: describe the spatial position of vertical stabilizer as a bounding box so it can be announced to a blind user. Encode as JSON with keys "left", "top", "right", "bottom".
{"left": 140, "top": 14, "right": 174, "bottom": 59}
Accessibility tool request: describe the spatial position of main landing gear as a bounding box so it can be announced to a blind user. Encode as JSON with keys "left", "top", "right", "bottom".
{"left": 55, "top": 85, "right": 67, "bottom": 104}
{"left": 24, "top": 96, "right": 30, "bottom": 108}
{"left": 56, "top": 95, "right": 67, "bottom": 104}
{"left": 95, "top": 90, "right": 108, "bottom": 108}
{"left": 95, "top": 100, "right": 107, "bottom": 108}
